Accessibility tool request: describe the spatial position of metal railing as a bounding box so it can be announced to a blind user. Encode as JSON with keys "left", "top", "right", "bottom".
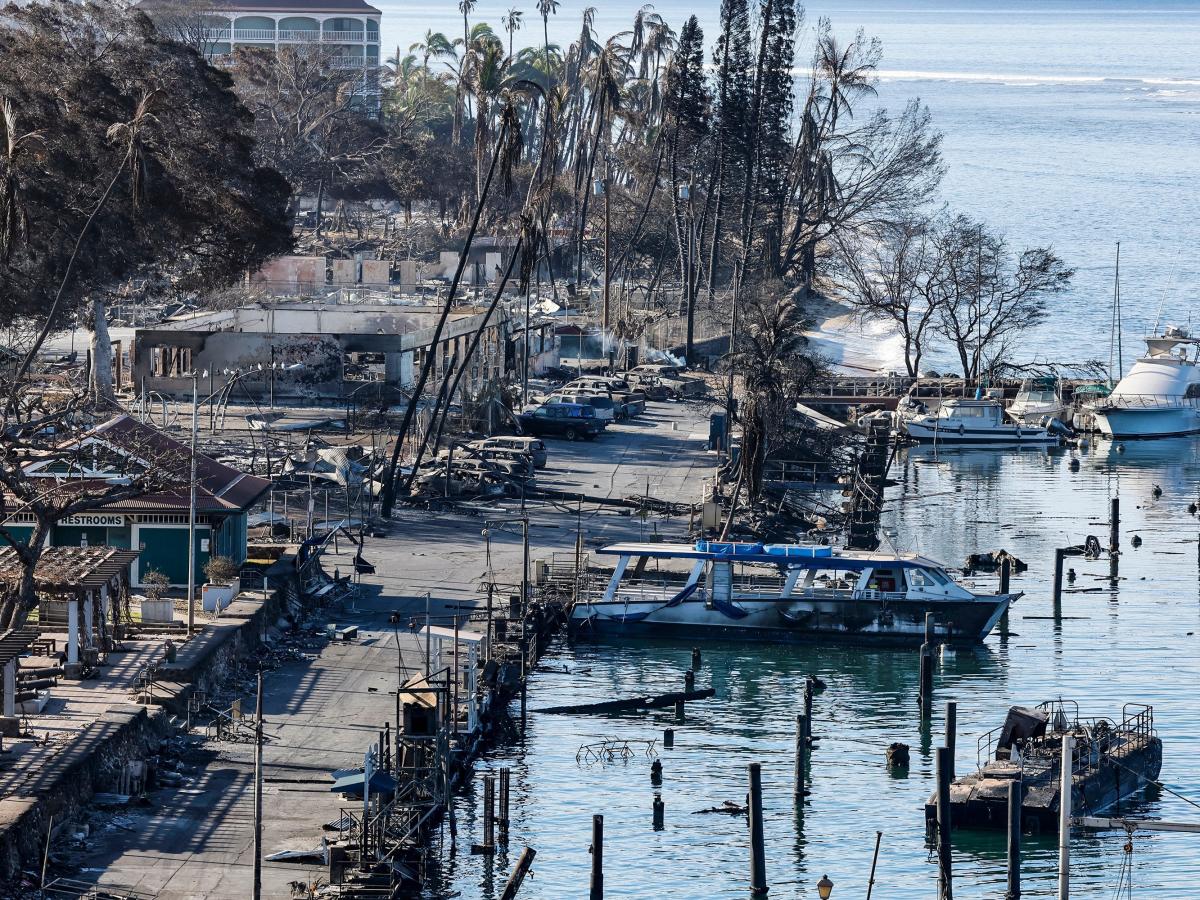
{"left": 233, "top": 28, "right": 276, "bottom": 41}
{"left": 324, "top": 29, "right": 367, "bottom": 41}
{"left": 1092, "top": 393, "right": 1200, "bottom": 411}
{"left": 277, "top": 29, "right": 319, "bottom": 41}
{"left": 200, "top": 27, "right": 231, "bottom": 40}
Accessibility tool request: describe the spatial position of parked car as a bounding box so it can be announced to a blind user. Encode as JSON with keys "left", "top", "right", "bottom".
{"left": 544, "top": 392, "right": 617, "bottom": 423}
{"left": 517, "top": 403, "right": 605, "bottom": 441}
{"left": 566, "top": 378, "right": 647, "bottom": 418}
{"left": 628, "top": 364, "right": 707, "bottom": 399}
{"left": 469, "top": 436, "right": 548, "bottom": 469}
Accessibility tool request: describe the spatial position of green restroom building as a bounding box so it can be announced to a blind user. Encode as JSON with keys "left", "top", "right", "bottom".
{"left": 7, "top": 415, "right": 269, "bottom": 587}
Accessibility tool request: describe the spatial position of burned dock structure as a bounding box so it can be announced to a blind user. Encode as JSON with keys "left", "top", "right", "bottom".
{"left": 927, "top": 700, "right": 1163, "bottom": 832}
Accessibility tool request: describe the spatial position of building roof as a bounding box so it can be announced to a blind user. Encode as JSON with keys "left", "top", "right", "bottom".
{"left": 194, "top": 0, "right": 381, "bottom": 13}
{"left": 0, "top": 546, "right": 141, "bottom": 592}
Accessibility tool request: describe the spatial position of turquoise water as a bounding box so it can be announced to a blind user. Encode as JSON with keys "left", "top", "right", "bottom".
{"left": 377, "top": 0, "right": 1200, "bottom": 373}
{"left": 426, "top": 437, "right": 1200, "bottom": 897}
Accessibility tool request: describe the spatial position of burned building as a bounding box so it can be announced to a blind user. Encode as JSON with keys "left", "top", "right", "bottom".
{"left": 130, "top": 301, "right": 511, "bottom": 403}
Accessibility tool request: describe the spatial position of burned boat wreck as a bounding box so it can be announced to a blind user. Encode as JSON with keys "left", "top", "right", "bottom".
{"left": 927, "top": 701, "right": 1163, "bottom": 831}
{"left": 569, "top": 541, "right": 1017, "bottom": 645}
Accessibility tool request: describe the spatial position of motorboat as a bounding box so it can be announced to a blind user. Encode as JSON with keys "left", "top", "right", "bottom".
{"left": 570, "top": 540, "right": 1018, "bottom": 645}
{"left": 902, "top": 398, "right": 1060, "bottom": 445}
{"left": 1007, "top": 377, "right": 1066, "bottom": 425}
{"left": 1090, "top": 326, "right": 1200, "bottom": 438}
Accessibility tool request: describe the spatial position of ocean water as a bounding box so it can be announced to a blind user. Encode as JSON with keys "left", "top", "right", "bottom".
{"left": 378, "top": 1, "right": 1200, "bottom": 374}
{"left": 425, "top": 438, "right": 1200, "bottom": 898}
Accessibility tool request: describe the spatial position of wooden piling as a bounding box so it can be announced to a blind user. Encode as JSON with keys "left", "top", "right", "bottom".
{"left": 1109, "top": 496, "right": 1120, "bottom": 553}
{"left": 748, "top": 763, "right": 769, "bottom": 896}
{"left": 652, "top": 793, "right": 665, "bottom": 830}
{"left": 483, "top": 775, "right": 496, "bottom": 852}
{"left": 1006, "top": 777, "right": 1022, "bottom": 899}
{"left": 925, "top": 611, "right": 936, "bottom": 645}
{"left": 803, "top": 678, "right": 813, "bottom": 744}
{"left": 1053, "top": 548, "right": 1066, "bottom": 603}
{"left": 674, "top": 699, "right": 685, "bottom": 721}
{"left": 498, "top": 767, "right": 511, "bottom": 843}
{"left": 500, "top": 847, "right": 537, "bottom": 900}
{"left": 945, "top": 701, "right": 957, "bottom": 782}
{"left": 999, "top": 557, "right": 1011, "bottom": 594}
{"left": 794, "top": 714, "right": 807, "bottom": 802}
{"left": 684, "top": 669, "right": 695, "bottom": 693}
{"left": 691, "top": 647, "right": 702, "bottom": 670}
{"left": 663, "top": 728, "right": 674, "bottom": 749}
{"left": 936, "top": 745, "right": 953, "bottom": 899}
{"left": 919, "top": 644, "right": 933, "bottom": 710}
{"left": 589, "top": 814, "right": 603, "bottom": 900}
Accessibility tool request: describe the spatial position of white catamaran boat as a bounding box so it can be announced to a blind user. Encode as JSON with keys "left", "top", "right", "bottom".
{"left": 1007, "top": 377, "right": 1067, "bottom": 425}
{"left": 1091, "top": 327, "right": 1200, "bottom": 438}
{"left": 570, "top": 541, "right": 1018, "bottom": 645}
{"left": 902, "top": 398, "right": 1060, "bottom": 445}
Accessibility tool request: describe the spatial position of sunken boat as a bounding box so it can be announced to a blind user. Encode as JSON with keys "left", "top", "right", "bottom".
{"left": 926, "top": 700, "right": 1162, "bottom": 831}
{"left": 570, "top": 541, "right": 1017, "bottom": 645}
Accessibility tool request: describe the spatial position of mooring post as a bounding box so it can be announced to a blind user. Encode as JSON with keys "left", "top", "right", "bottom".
{"left": 685, "top": 669, "right": 695, "bottom": 692}
{"left": 803, "top": 678, "right": 814, "bottom": 745}
{"left": 1109, "top": 496, "right": 1120, "bottom": 583}
{"left": 1058, "top": 733, "right": 1074, "bottom": 900}
{"left": 498, "top": 767, "right": 511, "bottom": 844}
{"left": 748, "top": 763, "right": 769, "bottom": 896}
{"left": 674, "top": 698, "right": 685, "bottom": 722}
{"left": 482, "top": 774, "right": 496, "bottom": 852}
{"left": 1053, "top": 548, "right": 1066, "bottom": 603}
{"left": 589, "top": 814, "right": 603, "bottom": 900}
{"left": 691, "top": 647, "right": 702, "bottom": 670}
{"left": 663, "top": 728, "right": 674, "bottom": 749}
{"left": 919, "top": 644, "right": 933, "bottom": 711}
{"left": 945, "top": 701, "right": 957, "bottom": 782}
{"left": 925, "top": 611, "right": 936, "bottom": 645}
{"left": 866, "top": 830, "right": 883, "bottom": 900}
{"left": 1006, "top": 777, "right": 1022, "bottom": 900}
{"left": 999, "top": 557, "right": 1012, "bottom": 594}
{"left": 794, "top": 714, "right": 808, "bottom": 802}
{"left": 652, "top": 793, "right": 665, "bottom": 830}
{"left": 500, "top": 847, "right": 537, "bottom": 900}
{"left": 935, "top": 745, "right": 953, "bottom": 899}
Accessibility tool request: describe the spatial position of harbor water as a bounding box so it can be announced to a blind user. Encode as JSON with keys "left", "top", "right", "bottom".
{"left": 426, "top": 437, "right": 1200, "bottom": 898}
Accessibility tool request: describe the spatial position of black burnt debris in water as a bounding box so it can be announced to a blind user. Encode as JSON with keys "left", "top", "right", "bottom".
{"left": 926, "top": 701, "right": 1163, "bottom": 832}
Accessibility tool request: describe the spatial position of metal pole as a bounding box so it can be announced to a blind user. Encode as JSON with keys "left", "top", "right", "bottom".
{"left": 589, "top": 814, "right": 604, "bottom": 900}
{"left": 1053, "top": 548, "right": 1066, "bottom": 603}
{"left": 253, "top": 671, "right": 263, "bottom": 900}
{"left": 1006, "top": 777, "right": 1022, "bottom": 899}
{"left": 187, "top": 372, "right": 199, "bottom": 635}
{"left": 936, "top": 745, "right": 953, "bottom": 899}
{"left": 945, "top": 701, "right": 957, "bottom": 782}
{"left": 425, "top": 592, "right": 432, "bottom": 677}
{"left": 748, "top": 763, "right": 768, "bottom": 896}
{"left": 793, "top": 714, "right": 807, "bottom": 802}
{"left": 866, "top": 830, "right": 882, "bottom": 900}
{"left": 1058, "top": 733, "right": 1074, "bottom": 900}
{"left": 500, "top": 847, "right": 537, "bottom": 900}
{"left": 602, "top": 154, "right": 610, "bottom": 335}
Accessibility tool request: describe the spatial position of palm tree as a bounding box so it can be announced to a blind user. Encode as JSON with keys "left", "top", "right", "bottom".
{"left": 537, "top": 0, "right": 561, "bottom": 85}
{"left": 503, "top": 7, "right": 524, "bottom": 60}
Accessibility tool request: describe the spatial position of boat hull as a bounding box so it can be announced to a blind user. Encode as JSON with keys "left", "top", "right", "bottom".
{"left": 903, "top": 421, "right": 1057, "bottom": 445}
{"left": 1092, "top": 406, "right": 1200, "bottom": 438}
{"left": 571, "top": 594, "right": 1013, "bottom": 646}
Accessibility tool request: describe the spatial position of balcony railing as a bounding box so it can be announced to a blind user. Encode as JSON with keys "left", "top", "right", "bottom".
{"left": 200, "top": 28, "right": 231, "bottom": 40}
{"left": 277, "top": 29, "right": 320, "bottom": 41}
{"left": 323, "top": 29, "right": 367, "bottom": 41}
{"left": 330, "top": 56, "right": 369, "bottom": 68}
{"left": 233, "top": 28, "right": 277, "bottom": 41}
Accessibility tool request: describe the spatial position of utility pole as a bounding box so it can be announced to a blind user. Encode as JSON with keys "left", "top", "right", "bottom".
{"left": 186, "top": 371, "right": 200, "bottom": 635}
{"left": 253, "top": 671, "right": 263, "bottom": 900}
{"left": 1058, "top": 733, "right": 1073, "bottom": 900}
{"left": 602, "top": 152, "right": 611, "bottom": 336}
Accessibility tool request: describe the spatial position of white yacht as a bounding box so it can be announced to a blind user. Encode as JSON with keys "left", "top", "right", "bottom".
{"left": 1007, "top": 377, "right": 1067, "bottom": 425}
{"left": 1091, "top": 327, "right": 1200, "bottom": 438}
{"left": 570, "top": 541, "right": 1017, "bottom": 645}
{"left": 902, "top": 397, "right": 1059, "bottom": 445}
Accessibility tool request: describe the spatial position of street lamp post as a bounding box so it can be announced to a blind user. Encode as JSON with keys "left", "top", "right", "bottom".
{"left": 186, "top": 370, "right": 207, "bottom": 635}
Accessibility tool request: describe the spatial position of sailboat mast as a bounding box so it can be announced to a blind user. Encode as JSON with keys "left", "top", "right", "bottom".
{"left": 1115, "top": 242, "right": 1123, "bottom": 380}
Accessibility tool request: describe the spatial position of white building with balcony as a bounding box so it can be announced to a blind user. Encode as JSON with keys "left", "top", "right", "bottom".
{"left": 155, "top": 0, "right": 384, "bottom": 113}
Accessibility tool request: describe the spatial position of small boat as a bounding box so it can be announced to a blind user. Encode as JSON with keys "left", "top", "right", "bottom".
{"left": 928, "top": 700, "right": 1162, "bottom": 831}
{"left": 570, "top": 541, "right": 1017, "bottom": 645}
{"left": 1007, "top": 377, "right": 1066, "bottom": 425}
{"left": 902, "top": 397, "right": 1059, "bottom": 445}
{"left": 1090, "top": 326, "right": 1200, "bottom": 438}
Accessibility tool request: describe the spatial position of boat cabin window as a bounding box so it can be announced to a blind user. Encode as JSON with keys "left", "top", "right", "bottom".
{"left": 867, "top": 568, "right": 899, "bottom": 592}
{"left": 906, "top": 568, "right": 935, "bottom": 589}
{"left": 1185, "top": 383, "right": 1200, "bottom": 400}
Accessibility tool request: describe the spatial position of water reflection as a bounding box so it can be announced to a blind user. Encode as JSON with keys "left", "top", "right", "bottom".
{"left": 426, "top": 436, "right": 1200, "bottom": 899}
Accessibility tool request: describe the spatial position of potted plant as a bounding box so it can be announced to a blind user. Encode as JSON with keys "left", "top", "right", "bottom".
{"left": 202, "top": 556, "right": 241, "bottom": 612}
{"left": 139, "top": 569, "right": 175, "bottom": 624}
